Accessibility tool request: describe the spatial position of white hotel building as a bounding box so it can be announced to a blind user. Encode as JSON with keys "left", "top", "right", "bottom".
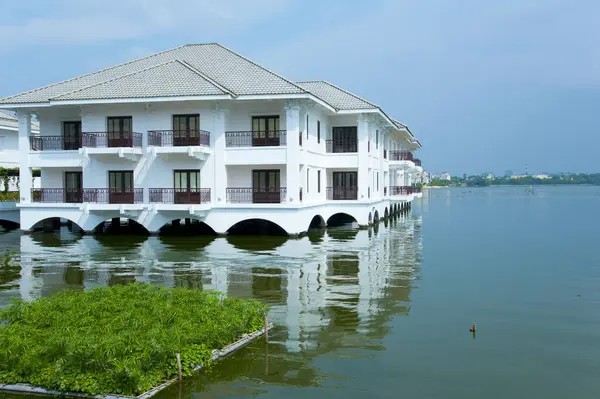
{"left": 0, "top": 43, "right": 422, "bottom": 235}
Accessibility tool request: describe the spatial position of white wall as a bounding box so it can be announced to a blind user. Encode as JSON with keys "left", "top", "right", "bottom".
{"left": 0, "top": 128, "right": 19, "bottom": 167}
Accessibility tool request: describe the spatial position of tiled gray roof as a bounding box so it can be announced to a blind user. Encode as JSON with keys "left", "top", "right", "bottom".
{"left": 0, "top": 110, "right": 39, "bottom": 131}
{"left": 54, "top": 60, "right": 227, "bottom": 101}
{"left": 296, "top": 81, "right": 378, "bottom": 111}
{"left": 0, "top": 44, "right": 305, "bottom": 104}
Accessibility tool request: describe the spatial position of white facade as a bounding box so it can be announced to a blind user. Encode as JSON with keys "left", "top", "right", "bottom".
{"left": 0, "top": 44, "right": 422, "bottom": 234}
{"left": 0, "top": 111, "right": 40, "bottom": 191}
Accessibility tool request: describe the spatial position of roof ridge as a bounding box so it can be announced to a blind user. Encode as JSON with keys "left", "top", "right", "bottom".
{"left": 1, "top": 45, "right": 188, "bottom": 102}
{"left": 50, "top": 60, "right": 192, "bottom": 100}
{"left": 308, "top": 80, "right": 379, "bottom": 108}
{"left": 177, "top": 59, "right": 236, "bottom": 96}
{"left": 212, "top": 43, "right": 308, "bottom": 94}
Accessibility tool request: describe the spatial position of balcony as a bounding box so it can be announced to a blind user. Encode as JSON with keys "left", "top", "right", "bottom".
{"left": 226, "top": 188, "right": 287, "bottom": 204}
{"left": 82, "top": 132, "right": 142, "bottom": 148}
{"left": 149, "top": 188, "right": 211, "bottom": 204}
{"left": 412, "top": 186, "right": 422, "bottom": 194}
{"left": 326, "top": 140, "right": 358, "bottom": 153}
{"left": 414, "top": 158, "right": 422, "bottom": 167}
{"left": 225, "top": 131, "right": 287, "bottom": 147}
{"left": 326, "top": 187, "right": 358, "bottom": 200}
{"left": 31, "top": 188, "right": 143, "bottom": 204}
{"left": 29, "top": 136, "right": 81, "bottom": 151}
{"left": 388, "top": 150, "right": 414, "bottom": 161}
{"left": 390, "top": 186, "right": 413, "bottom": 196}
{"left": 148, "top": 130, "right": 210, "bottom": 147}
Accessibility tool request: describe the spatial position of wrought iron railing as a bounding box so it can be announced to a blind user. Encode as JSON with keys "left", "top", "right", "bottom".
{"left": 414, "top": 158, "right": 422, "bottom": 167}
{"left": 326, "top": 186, "right": 358, "bottom": 200}
{"left": 388, "top": 150, "right": 414, "bottom": 161}
{"left": 226, "top": 188, "right": 287, "bottom": 204}
{"left": 225, "top": 130, "right": 286, "bottom": 147}
{"left": 390, "top": 186, "right": 413, "bottom": 196}
{"left": 29, "top": 136, "right": 81, "bottom": 151}
{"left": 82, "top": 132, "right": 143, "bottom": 148}
{"left": 148, "top": 130, "right": 210, "bottom": 147}
{"left": 149, "top": 188, "right": 211, "bottom": 204}
{"left": 82, "top": 188, "right": 143, "bottom": 204}
{"left": 31, "top": 188, "right": 83, "bottom": 203}
{"left": 384, "top": 187, "right": 388, "bottom": 196}
{"left": 326, "top": 140, "right": 358, "bottom": 153}
{"left": 383, "top": 149, "right": 387, "bottom": 159}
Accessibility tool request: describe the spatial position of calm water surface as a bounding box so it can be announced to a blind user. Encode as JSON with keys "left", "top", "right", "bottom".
{"left": 1, "top": 186, "right": 599, "bottom": 398}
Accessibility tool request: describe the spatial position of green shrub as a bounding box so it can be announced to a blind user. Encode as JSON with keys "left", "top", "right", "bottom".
{"left": 0, "top": 191, "right": 19, "bottom": 202}
{"left": 0, "top": 283, "right": 268, "bottom": 396}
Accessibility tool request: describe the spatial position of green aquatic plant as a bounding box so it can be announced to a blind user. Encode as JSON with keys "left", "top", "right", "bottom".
{"left": 0, "top": 283, "right": 268, "bottom": 396}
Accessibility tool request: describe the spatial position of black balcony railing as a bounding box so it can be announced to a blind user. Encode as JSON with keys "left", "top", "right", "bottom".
{"left": 388, "top": 150, "right": 414, "bottom": 161}
{"left": 226, "top": 188, "right": 286, "bottom": 204}
{"left": 82, "top": 188, "right": 143, "bottom": 204}
{"left": 384, "top": 187, "right": 388, "bottom": 196}
{"left": 299, "top": 131, "right": 302, "bottom": 146}
{"left": 326, "top": 140, "right": 358, "bottom": 153}
{"left": 326, "top": 186, "right": 358, "bottom": 200}
{"left": 148, "top": 130, "right": 210, "bottom": 147}
{"left": 29, "top": 136, "right": 82, "bottom": 151}
{"left": 412, "top": 186, "right": 422, "bottom": 193}
{"left": 149, "top": 188, "right": 211, "bottom": 204}
{"left": 82, "top": 132, "right": 143, "bottom": 148}
{"left": 414, "top": 158, "right": 422, "bottom": 167}
{"left": 383, "top": 149, "right": 387, "bottom": 159}
{"left": 31, "top": 188, "right": 83, "bottom": 203}
{"left": 225, "top": 131, "right": 287, "bottom": 147}
{"left": 390, "top": 186, "right": 413, "bottom": 196}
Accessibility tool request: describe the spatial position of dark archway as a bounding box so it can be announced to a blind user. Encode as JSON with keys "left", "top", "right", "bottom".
{"left": 308, "top": 215, "right": 325, "bottom": 230}
{"left": 227, "top": 219, "right": 288, "bottom": 236}
{"left": 368, "top": 212, "right": 372, "bottom": 224}
{"left": 373, "top": 210, "right": 380, "bottom": 223}
{"left": 0, "top": 220, "right": 19, "bottom": 231}
{"left": 326, "top": 213, "right": 358, "bottom": 227}
{"left": 384, "top": 207, "right": 389, "bottom": 219}
{"left": 93, "top": 218, "right": 149, "bottom": 236}
{"left": 31, "top": 217, "right": 84, "bottom": 233}
{"left": 159, "top": 219, "right": 217, "bottom": 236}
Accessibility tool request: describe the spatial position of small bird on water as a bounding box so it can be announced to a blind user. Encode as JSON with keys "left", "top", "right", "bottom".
{"left": 469, "top": 323, "right": 476, "bottom": 333}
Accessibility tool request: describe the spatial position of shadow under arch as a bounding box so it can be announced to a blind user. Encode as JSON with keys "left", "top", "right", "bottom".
{"left": 384, "top": 207, "right": 389, "bottom": 219}
{"left": 227, "top": 218, "right": 288, "bottom": 236}
{"left": 0, "top": 220, "right": 19, "bottom": 231}
{"left": 326, "top": 213, "right": 358, "bottom": 228}
{"left": 308, "top": 215, "right": 326, "bottom": 230}
{"left": 373, "top": 210, "right": 380, "bottom": 223}
{"left": 93, "top": 218, "right": 150, "bottom": 236}
{"left": 158, "top": 218, "right": 217, "bottom": 236}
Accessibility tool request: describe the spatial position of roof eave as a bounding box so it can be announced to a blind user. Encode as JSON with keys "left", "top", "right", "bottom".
{"left": 0, "top": 102, "right": 52, "bottom": 109}
{"left": 48, "top": 95, "right": 233, "bottom": 106}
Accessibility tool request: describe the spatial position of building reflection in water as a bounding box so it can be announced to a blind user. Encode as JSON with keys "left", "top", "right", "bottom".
{"left": 2, "top": 214, "right": 422, "bottom": 393}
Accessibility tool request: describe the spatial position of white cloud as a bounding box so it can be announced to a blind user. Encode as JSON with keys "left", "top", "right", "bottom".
{"left": 0, "top": 0, "right": 295, "bottom": 52}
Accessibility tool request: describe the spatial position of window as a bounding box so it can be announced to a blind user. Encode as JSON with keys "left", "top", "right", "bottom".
{"left": 317, "top": 120, "right": 321, "bottom": 143}
{"left": 173, "top": 114, "right": 200, "bottom": 146}
{"left": 376, "top": 130, "right": 379, "bottom": 149}
{"left": 317, "top": 170, "right": 321, "bottom": 193}
{"left": 306, "top": 115, "right": 309, "bottom": 139}
{"left": 252, "top": 115, "right": 280, "bottom": 146}
{"left": 307, "top": 168, "right": 309, "bottom": 193}
{"left": 107, "top": 116, "right": 132, "bottom": 146}
{"left": 63, "top": 122, "right": 82, "bottom": 150}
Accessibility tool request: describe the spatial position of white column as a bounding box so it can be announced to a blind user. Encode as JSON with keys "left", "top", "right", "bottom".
{"left": 379, "top": 129, "right": 385, "bottom": 198}
{"left": 357, "top": 114, "right": 369, "bottom": 200}
{"left": 285, "top": 103, "right": 300, "bottom": 203}
{"left": 212, "top": 107, "right": 227, "bottom": 203}
{"left": 17, "top": 112, "right": 32, "bottom": 203}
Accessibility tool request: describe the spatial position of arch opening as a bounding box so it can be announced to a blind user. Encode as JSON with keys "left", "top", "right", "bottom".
{"left": 159, "top": 218, "right": 217, "bottom": 236}
{"left": 93, "top": 218, "right": 149, "bottom": 236}
{"left": 0, "top": 220, "right": 19, "bottom": 231}
{"left": 326, "top": 213, "right": 358, "bottom": 228}
{"left": 384, "top": 207, "right": 389, "bottom": 219}
{"left": 227, "top": 218, "right": 288, "bottom": 236}
{"left": 373, "top": 210, "right": 380, "bottom": 223}
{"left": 308, "top": 215, "right": 326, "bottom": 230}
{"left": 31, "top": 217, "right": 84, "bottom": 233}
{"left": 368, "top": 212, "right": 372, "bottom": 224}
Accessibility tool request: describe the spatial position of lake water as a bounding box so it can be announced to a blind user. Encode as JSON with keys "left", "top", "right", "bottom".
{"left": 1, "top": 185, "right": 599, "bottom": 398}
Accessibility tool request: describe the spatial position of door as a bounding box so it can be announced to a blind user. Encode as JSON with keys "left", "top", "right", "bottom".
{"left": 332, "top": 171, "right": 358, "bottom": 200}
{"left": 63, "top": 122, "right": 81, "bottom": 150}
{"left": 107, "top": 117, "right": 132, "bottom": 147}
{"left": 109, "top": 171, "right": 134, "bottom": 204}
{"left": 252, "top": 170, "right": 281, "bottom": 203}
{"left": 252, "top": 116, "right": 280, "bottom": 146}
{"left": 65, "top": 172, "right": 82, "bottom": 203}
{"left": 332, "top": 127, "right": 357, "bottom": 153}
{"left": 174, "top": 170, "right": 200, "bottom": 203}
{"left": 173, "top": 114, "right": 200, "bottom": 146}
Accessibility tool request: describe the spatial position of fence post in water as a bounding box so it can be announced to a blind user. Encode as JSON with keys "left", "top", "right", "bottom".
{"left": 176, "top": 353, "right": 182, "bottom": 382}
{"left": 264, "top": 314, "right": 269, "bottom": 343}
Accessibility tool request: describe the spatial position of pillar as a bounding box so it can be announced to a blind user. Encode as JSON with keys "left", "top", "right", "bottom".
{"left": 285, "top": 103, "right": 300, "bottom": 203}
{"left": 212, "top": 107, "right": 227, "bottom": 203}
{"left": 17, "top": 112, "right": 32, "bottom": 203}
{"left": 357, "top": 114, "right": 369, "bottom": 200}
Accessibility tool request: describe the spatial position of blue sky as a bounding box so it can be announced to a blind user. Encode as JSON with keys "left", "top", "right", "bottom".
{"left": 0, "top": 0, "right": 598, "bottom": 175}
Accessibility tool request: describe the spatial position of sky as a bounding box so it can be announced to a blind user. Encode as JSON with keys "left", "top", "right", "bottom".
{"left": 0, "top": 0, "right": 598, "bottom": 175}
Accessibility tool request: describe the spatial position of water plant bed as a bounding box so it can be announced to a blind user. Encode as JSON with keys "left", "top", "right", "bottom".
{"left": 0, "top": 283, "right": 269, "bottom": 398}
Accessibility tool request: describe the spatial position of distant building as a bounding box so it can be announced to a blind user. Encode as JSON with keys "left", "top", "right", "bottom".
{"left": 533, "top": 174, "right": 550, "bottom": 179}
{"left": 504, "top": 170, "right": 513, "bottom": 177}
{"left": 441, "top": 172, "right": 451, "bottom": 181}
{"left": 486, "top": 173, "right": 494, "bottom": 180}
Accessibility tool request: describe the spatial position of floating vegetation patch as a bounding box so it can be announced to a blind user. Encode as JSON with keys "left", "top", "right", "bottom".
{"left": 0, "top": 283, "right": 268, "bottom": 397}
